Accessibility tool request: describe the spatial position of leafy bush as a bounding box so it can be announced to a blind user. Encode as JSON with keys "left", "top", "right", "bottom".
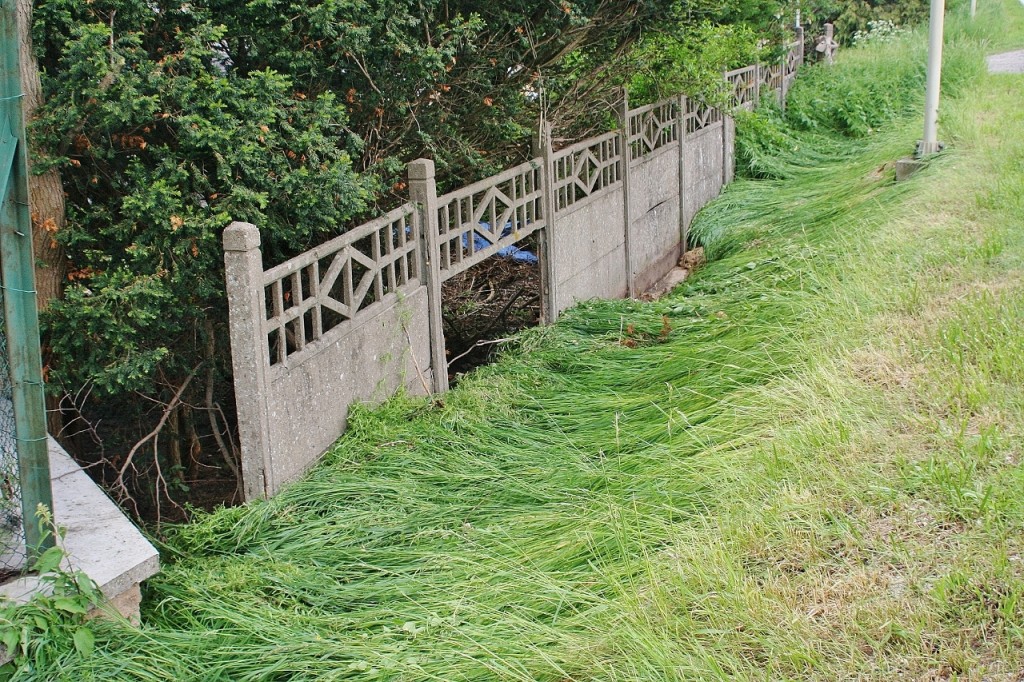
{"left": 799, "top": 0, "right": 931, "bottom": 44}
{"left": 783, "top": 28, "right": 982, "bottom": 137}
{"left": 27, "top": 0, "right": 700, "bottom": 513}
{"left": 628, "top": 22, "right": 776, "bottom": 106}
{"left": 35, "top": 15, "right": 375, "bottom": 397}
{"left": 851, "top": 19, "right": 909, "bottom": 45}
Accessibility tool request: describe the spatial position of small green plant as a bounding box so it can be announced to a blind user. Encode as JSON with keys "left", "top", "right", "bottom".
{"left": 0, "top": 508, "right": 102, "bottom": 677}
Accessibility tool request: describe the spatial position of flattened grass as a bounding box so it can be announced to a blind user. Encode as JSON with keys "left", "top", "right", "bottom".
{"left": 11, "top": 2, "right": 1024, "bottom": 679}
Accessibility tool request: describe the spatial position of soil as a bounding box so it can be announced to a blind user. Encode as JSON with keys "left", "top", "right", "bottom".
{"left": 442, "top": 255, "right": 541, "bottom": 380}
{"left": 56, "top": 394, "right": 242, "bottom": 530}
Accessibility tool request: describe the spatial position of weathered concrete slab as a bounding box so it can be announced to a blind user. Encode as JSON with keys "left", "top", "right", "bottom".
{"left": 683, "top": 124, "right": 725, "bottom": 228}
{"left": 987, "top": 49, "right": 1024, "bottom": 74}
{"left": 0, "top": 438, "right": 159, "bottom": 616}
{"left": 895, "top": 157, "right": 927, "bottom": 181}
{"left": 552, "top": 190, "right": 628, "bottom": 314}
{"left": 630, "top": 147, "right": 682, "bottom": 293}
{"left": 265, "top": 286, "right": 432, "bottom": 491}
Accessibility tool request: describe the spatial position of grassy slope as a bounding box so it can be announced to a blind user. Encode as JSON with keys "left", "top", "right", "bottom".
{"left": 11, "top": 2, "right": 1024, "bottom": 679}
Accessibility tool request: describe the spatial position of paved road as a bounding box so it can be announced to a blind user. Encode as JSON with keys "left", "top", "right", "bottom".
{"left": 988, "top": 49, "right": 1024, "bottom": 73}
{"left": 986, "top": 0, "right": 1024, "bottom": 72}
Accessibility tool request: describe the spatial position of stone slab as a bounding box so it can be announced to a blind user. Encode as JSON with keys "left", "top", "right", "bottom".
{"left": 895, "top": 157, "right": 926, "bottom": 182}
{"left": 0, "top": 438, "right": 159, "bottom": 609}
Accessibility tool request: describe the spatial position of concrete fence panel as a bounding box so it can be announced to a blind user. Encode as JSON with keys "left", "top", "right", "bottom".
{"left": 224, "top": 204, "right": 432, "bottom": 499}
{"left": 224, "top": 26, "right": 817, "bottom": 499}
{"left": 627, "top": 97, "right": 684, "bottom": 293}
{"left": 548, "top": 131, "right": 628, "bottom": 314}
{"left": 681, "top": 99, "right": 726, "bottom": 228}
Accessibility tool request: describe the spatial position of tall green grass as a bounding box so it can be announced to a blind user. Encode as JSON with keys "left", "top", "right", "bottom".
{"left": 7, "top": 3, "right": 1024, "bottom": 679}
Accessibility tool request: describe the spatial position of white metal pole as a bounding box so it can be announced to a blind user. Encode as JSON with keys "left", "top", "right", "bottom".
{"left": 920, "top": 0, "right": 945, "bottom": 156}
{"left": 970, "top": 0, "right": 977, "bottom": 18}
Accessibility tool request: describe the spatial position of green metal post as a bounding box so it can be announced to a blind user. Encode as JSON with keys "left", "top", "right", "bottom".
{"left": 1, "top": 0, "right": 55, "bottom": 557}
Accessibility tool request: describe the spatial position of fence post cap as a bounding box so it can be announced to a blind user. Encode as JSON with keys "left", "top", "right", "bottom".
{"left": 408, "top": 158, "right": 436, "bottom": 180}
{"left": 224, "top": 222, "right": 261, "bottom": 251}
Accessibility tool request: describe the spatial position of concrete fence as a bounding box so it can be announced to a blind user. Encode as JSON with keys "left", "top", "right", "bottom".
{"left": 225, "top": 34, "right": 810, "bottom": 500}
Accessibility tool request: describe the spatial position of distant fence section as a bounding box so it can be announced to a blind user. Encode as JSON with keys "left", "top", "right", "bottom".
{"left": 225, "top": 30, "right": 812, "bottom": 500}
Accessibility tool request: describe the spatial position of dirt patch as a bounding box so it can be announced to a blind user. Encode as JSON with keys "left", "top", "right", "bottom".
{"left": 442, "top": 256, "right": 541, "bottom": 380}
{"left": 641, "top": 247, "right": 706, "bottom": 301}
{"left": 867, "top": 160, "right": 896, "bottom": 181}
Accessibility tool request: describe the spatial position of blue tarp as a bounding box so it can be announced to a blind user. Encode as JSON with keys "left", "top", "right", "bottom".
{"left": 462, "top": 222, "right": 538, "bottom": 264}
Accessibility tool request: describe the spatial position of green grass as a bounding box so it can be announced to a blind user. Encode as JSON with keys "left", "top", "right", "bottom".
{"left": 7, "top": 2, "right": 1024, "bottom": 679}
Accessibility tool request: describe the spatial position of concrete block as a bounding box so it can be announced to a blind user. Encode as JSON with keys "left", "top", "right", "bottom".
{"left": 895, "top": 157, "right": 926, "bottom": 182}
{"left": 223, "top": 222, "right": 261, "bottom": 252}
{"left": 0, "top": 439, "right": 159, "bottom": 633}
{"left": 88, "top": 582, "right": 143, "bottom": 625}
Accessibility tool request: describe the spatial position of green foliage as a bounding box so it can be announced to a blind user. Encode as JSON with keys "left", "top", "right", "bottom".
{"left": 0, "top": 513, "right": 102, "bottom": 678}
{"left": 34, "top": 6, "right": 374, "bottom": 397}
{"left": 625, "top": 0, "right": 793, "bottom": 107}
{"left": 629, "top": 22, "right": 773, "bottom": 106}
{"left": 798, "top": 0, "right": 931, "bottom": 43}
{"left": 783, "top": 28, "right": 983, "bottom": 138}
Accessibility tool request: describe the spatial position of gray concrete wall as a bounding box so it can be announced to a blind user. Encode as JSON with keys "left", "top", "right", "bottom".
{"left": 264, "top": 286, "right": 431, "bottom": 490}
{"left": 682, "top": 123, "right": 725, "bottom": 228}
{"left": 628, "top": 145, "right": 682, "bottom": 294}
{"left": 224, "top": 208, "right": 433, "bottom": 500}
{"left": 224, "top": 38, "right": 810, "bottom": 499}
{"left": 552, "top": 189, "right": 628, "bottom": 314}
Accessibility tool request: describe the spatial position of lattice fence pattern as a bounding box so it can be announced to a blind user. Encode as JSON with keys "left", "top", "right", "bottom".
{"left": 551, "top": 132, "right": 622, "bottom": 213}
{"left": 436, "top": 161, "right": 545, "bottom": 280}
{"left": 683, "top": 98, "right": 723, "bottom": 135}
{"left": 262, "top": 204, "right": 420, "bottom": 367}
{"left": 761, "top": 62, "right": 784, "bottom": 93}
{"left": 785, "top": 42, "right": 803, "bottom": 77}
{"left": 725, "top": 65, "right": 759, "bottom": 110}
{"left": 627, "top": 98, "right": 680, "bottom": 161}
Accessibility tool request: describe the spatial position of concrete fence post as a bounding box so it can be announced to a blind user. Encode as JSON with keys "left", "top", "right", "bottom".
{"left": 825, "top": 23, "right": 836, "bottom": 65}
{"left": 753, "top": 62, "right": 762, "bottom": 109}
{"left": 722, "top": 112, "right": 735, "bottom": 187}
{"left": 779, "top": 48, "right": 788, "bottom": 107}
{"left": 676, "top": 94, "right": 690, "bottom": 255}
{"left": 796, "top": 26, "right": 805, "bottom": 65}
{"left": 532, "top": 121, "right": 559, "bottom": 324}
{"left": 407, "top": 159, "right": 449, "bottom": 393}
{"left": 615, "top": 89, "right": 636, "bottom": 299}
{"left": 223, "top": 222, "right": 274, "bottom": 500}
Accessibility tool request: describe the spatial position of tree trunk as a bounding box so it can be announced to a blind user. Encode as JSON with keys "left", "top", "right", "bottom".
{"left": 15, "top": 0, "right": 66, "bottom": 310}
{"left": 16, "top": 0, "right": 67, "bottom": 436}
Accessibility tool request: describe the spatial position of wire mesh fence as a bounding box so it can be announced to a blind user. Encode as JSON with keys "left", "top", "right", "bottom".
{"left": 0, "top": 260, "right": 26, "bottom": 577}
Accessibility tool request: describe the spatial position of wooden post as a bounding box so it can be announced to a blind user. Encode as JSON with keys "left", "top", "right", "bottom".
{"left": 532, "top": 121, "right": 559, "bottom": 323}
{"left": 407, "top": 159, "right": 449, "bottom": 393}
{"left": 223, "top": 222, "right": 274, "bottom": 500}
{"left": 615, "top": 89, "right": 636, "bottom": 299}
